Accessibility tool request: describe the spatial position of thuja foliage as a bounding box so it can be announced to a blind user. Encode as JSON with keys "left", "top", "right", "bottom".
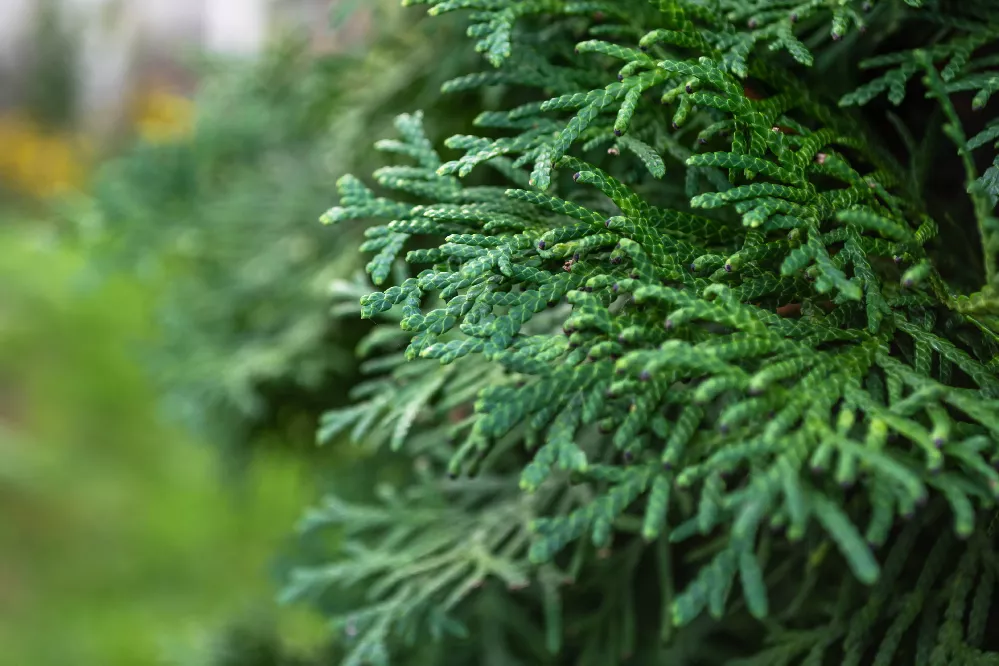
{"left": 291, "top": 0, "right": 999, "bottom": 664}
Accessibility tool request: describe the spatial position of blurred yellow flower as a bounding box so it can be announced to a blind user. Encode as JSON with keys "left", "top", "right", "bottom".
{"left": 0, "top": 113, "right": 88, "bottom": 198}
{"left": 132, "top": 88, "right": 194, "bottom": 144}
{"left": 0, "top": 88, "right": 193, "bottom": 200}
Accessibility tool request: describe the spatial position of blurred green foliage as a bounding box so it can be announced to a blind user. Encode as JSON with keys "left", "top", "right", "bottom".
{"left": 0, "top": 225, "right": 329, "bottom": 666}
{"left": 1, "top": 3, "right": 498, "bottom": 664}
{"left": 82, "top": 3, "right": 482, "bottom": 457}
{"left": 22, "top": 0, "right": 78, "bottom": 130}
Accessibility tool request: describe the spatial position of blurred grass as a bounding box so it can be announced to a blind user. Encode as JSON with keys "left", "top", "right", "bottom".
{"left": 0, "top": 226, "right": 329, "bottom": 666}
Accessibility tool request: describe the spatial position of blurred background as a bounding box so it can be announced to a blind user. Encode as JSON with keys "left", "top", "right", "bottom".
{"left": 0, "top": 1, "right": 480, "bottom": 664}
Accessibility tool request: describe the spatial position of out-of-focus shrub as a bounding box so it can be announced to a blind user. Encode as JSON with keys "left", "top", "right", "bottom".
{"left": 82, "top": 3, "right": 481, "bottom": 456}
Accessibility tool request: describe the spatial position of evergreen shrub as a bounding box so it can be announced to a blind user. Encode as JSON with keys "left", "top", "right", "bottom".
{"left": 290, "top": 1, "right": 999, "bottom": 664}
